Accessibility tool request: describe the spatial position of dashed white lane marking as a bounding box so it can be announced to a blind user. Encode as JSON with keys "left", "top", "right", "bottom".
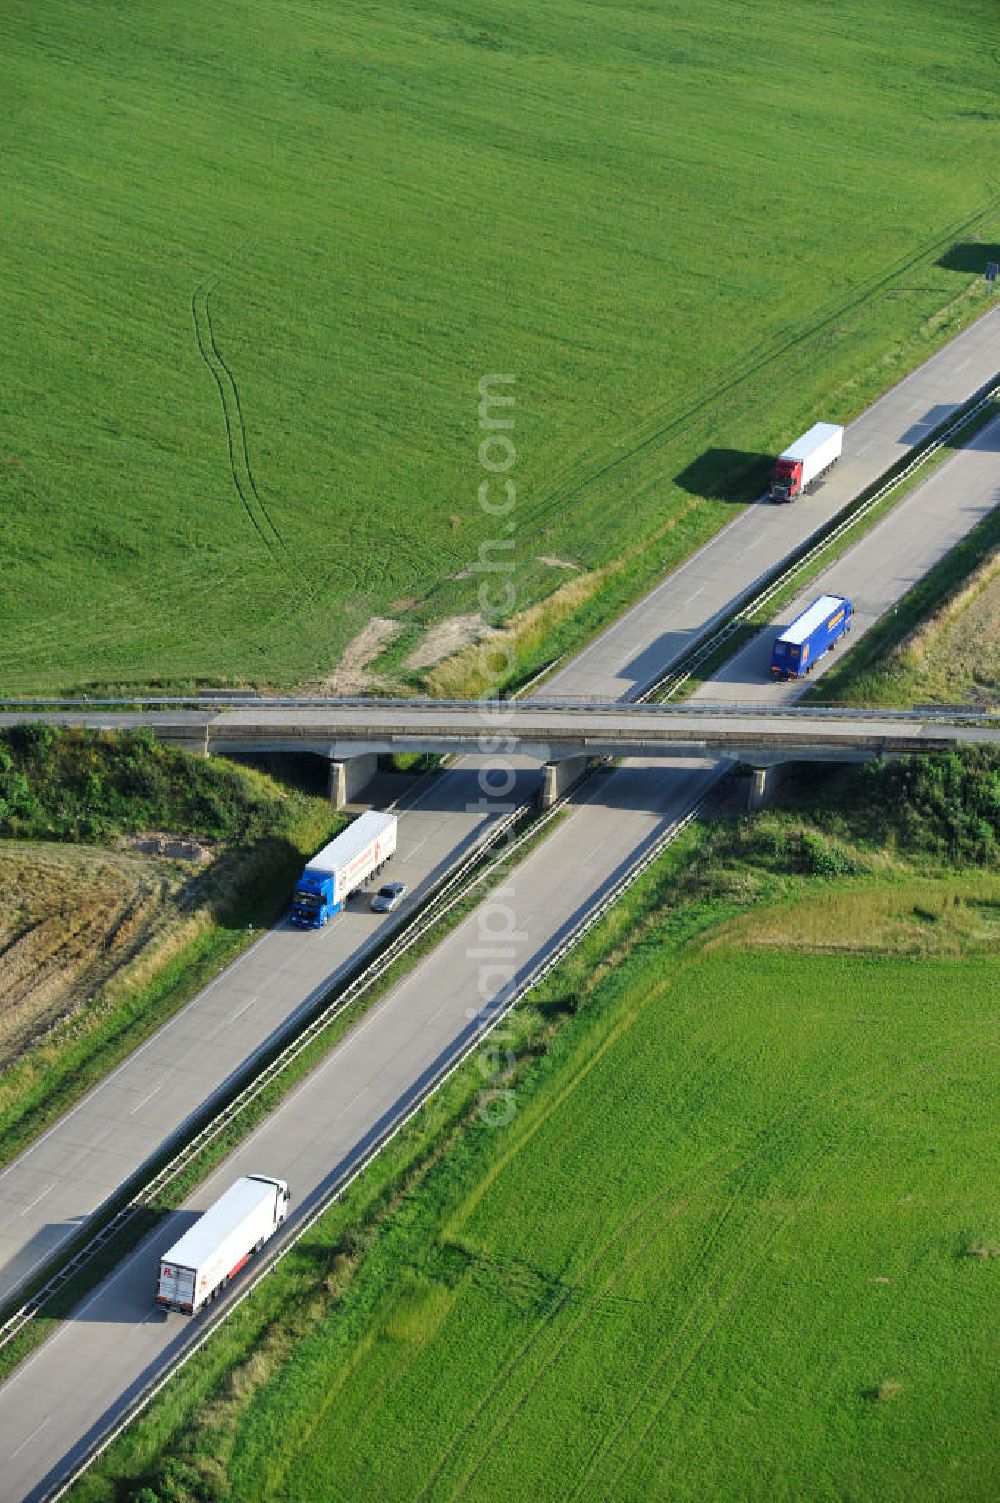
{"left": 129, "top": 1084, "right": 163, "bottom": 1117}
{"left": 229, "top": 995, "right": 258, "bottom": 1023}
{"left": 10, "top": 1417, "right": 49, "bottom": 1459}
{"left": 18, "top": 1184, "right": 54, "bottom": 1218}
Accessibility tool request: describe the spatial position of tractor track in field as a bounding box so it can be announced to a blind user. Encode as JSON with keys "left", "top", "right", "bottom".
{"left": 572, "top": 1019, "right": 1000, "bottom": 1502}
{"left": 191, "top": 271, "right": 286, "bottom": 558}
{"left": 410, "top": 1009, "right": 790, "bottom": 1502}
{"left": 425, "top": 1089, "right": 829, "bottom": 1503}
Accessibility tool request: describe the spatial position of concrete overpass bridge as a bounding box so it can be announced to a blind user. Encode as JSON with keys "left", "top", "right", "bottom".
{"left": 3, "top": 700, "right": 998, "bottom": 806}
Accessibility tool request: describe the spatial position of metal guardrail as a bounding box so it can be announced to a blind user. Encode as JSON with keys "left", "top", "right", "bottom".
{"left": 2, "top": 366, "right": 998, "bottom": 729}
{"left": 1, "top": 697, "right": 998, "bottom": 727}
{"left": 0, "top": 783, "right": 584, "bottom": 1356}
{"left": 5, "top": 369, "right": 999, "bottom": 1358}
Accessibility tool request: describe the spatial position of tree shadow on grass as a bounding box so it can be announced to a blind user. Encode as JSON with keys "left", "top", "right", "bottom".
{"left": 937, "top": 243, "right": 1000, "bottom": 275}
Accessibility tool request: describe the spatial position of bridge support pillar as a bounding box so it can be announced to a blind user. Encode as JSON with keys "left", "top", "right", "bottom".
{"left": 328, "top": 752, "right": 379, "bottom": 809}
{"left": 539, "top": 753, "right": 589, "bottom": 809}
{"left": 747, "top": 762, "right": 784, "bottom": 812}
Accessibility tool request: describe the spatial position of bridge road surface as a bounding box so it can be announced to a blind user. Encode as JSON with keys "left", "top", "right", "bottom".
{"left": 0, "top": 763, "right": 547, "bottom": 1306}
{"left": 1, "top": 303, "right": 995, "bottom": 1319}
{"left": 2, "top": 325, "right": 1000, "bottom": 1499}
{"left": 549, "top": 301, "right": 1000, "bottom": 701}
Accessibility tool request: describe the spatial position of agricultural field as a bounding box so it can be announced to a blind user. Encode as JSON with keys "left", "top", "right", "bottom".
{"left": 3, "top": 0, "right": 1000, "bottom": 694}
{"left": 0, "top": 841, "right": 173, "bottom": 1073}
{"left": 76, "top": 755, "right": 1000, "bottom": 1503}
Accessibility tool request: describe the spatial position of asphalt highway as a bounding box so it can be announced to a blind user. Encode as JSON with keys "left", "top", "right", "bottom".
{"left": 0, "top": 753, "right": 722, "bottom": 1501}
{"left": 546, "top": 302, "right": 1000, "bottom": 701}
{"left": 3, "top": 307, "right": 993, "bottom": 1318}
{"left": 698, "top": 407, "right": 1000, "bottom": 704}
{"left": 0, "top": 764, "right": 536, "bottom": 1307}
{"left": 0, "top": 307, "right": 998, "bottom": 1498}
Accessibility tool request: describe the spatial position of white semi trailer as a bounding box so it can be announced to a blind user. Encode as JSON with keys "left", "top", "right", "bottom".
{"left": 767, "top": 422, "right": 844, "bottom": 502}
{"left": 156, "top": 1175, "right": 290, "bottom": 1314}
{"left": 290, "top": 809, "right": 398, "bottom": 928}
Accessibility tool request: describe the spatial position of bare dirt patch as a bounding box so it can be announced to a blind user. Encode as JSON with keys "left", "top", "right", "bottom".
{"left": 424, "top": 572, "right": 605, "bottom": 697}
{"left": 324, "top": 617, "right": 402, "bottom": 695}
{"left": 867, "top": 1379, "right": 904, "bottom": 1403}
{"left": 0, "top": 842, "right": 179, "bottom": 1070}
{"left": 966, "top": 1240, "right": 1000, "bottom": 1260}
{"left": 536, "top": 555, "right": 580, "bottom": 571}
{"left": 405, "top": 613, "right": 493, "bottom": 671}
{"left": 121, "top": 832, "right": 213, "bottom": 863}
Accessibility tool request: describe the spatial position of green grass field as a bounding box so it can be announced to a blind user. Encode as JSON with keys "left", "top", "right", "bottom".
{"left": 3, "top": 0, "right": 999, "bottom": 693}
{"left": 220, "top": 949, "right": 999, "bottom": 1502}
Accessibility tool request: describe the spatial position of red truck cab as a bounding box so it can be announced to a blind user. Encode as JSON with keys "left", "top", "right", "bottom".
{"left": 768, "top": 457, "right": 802, "bottom": 502}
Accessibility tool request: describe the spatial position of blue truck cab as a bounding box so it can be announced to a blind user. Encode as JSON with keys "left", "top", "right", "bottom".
{"left": 290, "top": 869, "right": 338, "bottom": 928}
{"left": 771, "top": 594, "right": 853, "bottom": 679}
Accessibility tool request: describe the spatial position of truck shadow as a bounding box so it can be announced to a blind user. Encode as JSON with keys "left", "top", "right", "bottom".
{"left": 674, "top": 447, "right": 773, "bottom": 504}
{"left": 937, "top": 243, "right": 1000, "bottom": 275}
{"left": 67, "top": 1211, "right": 202, "bottom": 1324}
{"left": 615, "top": 628, "right": 716, "bottom": 699}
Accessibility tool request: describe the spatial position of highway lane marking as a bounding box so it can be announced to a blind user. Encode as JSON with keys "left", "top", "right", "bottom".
{"left": 0, "top": 848, "right": 449, "bottom": 1299}
{"left": 229, "top": 995, "right": 259, "bottom": 1023}
{"left": 18, "top": 1184, "right": 54, "bottom": 1218}
{"left": 129, "top": 1084, "right": 163, "bottom": 1117}
{"left": 9, "top": 1417, "right": 49, "bottom": 1459}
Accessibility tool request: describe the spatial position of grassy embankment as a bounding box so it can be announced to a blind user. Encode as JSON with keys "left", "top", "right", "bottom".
{"left": 2, "top": 0, "right": 1000, "bottom": 695}
{"left": 70, "top": 749, "right": 1000, "bottom": 1503}
{"left": 0, "top": 726, "right": 339, "bottom": 1175}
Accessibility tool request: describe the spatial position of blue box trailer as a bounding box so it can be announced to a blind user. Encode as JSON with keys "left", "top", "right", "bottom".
{"left": 770, "top": 594, "right": 853, "bottom": 679}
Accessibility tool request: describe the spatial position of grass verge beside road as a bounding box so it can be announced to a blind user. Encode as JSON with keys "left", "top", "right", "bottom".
{"left": 665, "top": 398, "right": 1000, "bottom": 704}
{"left": 68, "top": 753, "right": 1000, "bottom": 1503}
